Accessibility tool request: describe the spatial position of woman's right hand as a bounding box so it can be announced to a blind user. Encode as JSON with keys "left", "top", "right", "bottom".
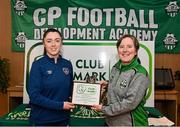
{"left": 91, "top": 104, "right": 103, "bottom": 112}
{"left": 63, "top": 102, "right": 75, "bottom": 110}
{"left": 100, "top": 80, "right": 108, "bottom": 89}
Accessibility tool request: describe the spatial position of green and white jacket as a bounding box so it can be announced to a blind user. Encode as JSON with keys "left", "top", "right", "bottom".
{"left": 102, "top": 58, "right": 150, "bottom": 126}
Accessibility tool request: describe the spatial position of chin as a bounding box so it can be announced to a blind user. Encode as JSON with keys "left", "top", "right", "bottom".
{"left": 122, "top": 60, "right": 131, "bottom": 64}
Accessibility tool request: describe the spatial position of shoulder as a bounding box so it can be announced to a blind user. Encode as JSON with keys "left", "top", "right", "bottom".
{"left": 111, "top": 65, "right": 119, "bottom": 75}
{"left": 129, "top": 69, "right": 150, "bottom": 89}
{"left": 61, "top": 57, "right": 71, "bottom": 63}
{"left": 32, "top": 55, "right": 46, "bottom": 65}
{"left": 132, "top": 66, "right": 150, "bottom": 86}
{"left": 60, "top": 58, "right": 73, "bottom": 71}
{"left": 31, "top": 56, "right": 51, "bottom": 70}
{"left": 61, "top": 57, "right": 72, "bottom": 66}
{"left": 126, "top": 68, "right": 149, "bottom": 85}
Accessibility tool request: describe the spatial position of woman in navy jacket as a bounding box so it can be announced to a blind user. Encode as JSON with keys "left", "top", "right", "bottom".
{"left": 28, "top": 28, "right": 75, "bottom": 126}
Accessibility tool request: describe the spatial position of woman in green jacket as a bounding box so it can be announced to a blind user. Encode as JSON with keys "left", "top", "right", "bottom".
{"left": 91, "top": 34, "right": 150, "bottom": 126}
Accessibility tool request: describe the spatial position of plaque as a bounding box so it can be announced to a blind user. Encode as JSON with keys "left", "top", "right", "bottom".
{"left": 72, "top": 82, "right": 101, "bottom": 106}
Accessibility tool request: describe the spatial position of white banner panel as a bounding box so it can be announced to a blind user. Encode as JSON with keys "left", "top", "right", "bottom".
{"left": 23, "top": 40, "right": 154, "bottom": 106}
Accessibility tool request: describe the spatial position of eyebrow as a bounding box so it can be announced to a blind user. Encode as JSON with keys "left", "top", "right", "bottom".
{"left": 46, "top": 38, "right": 61, "bottom": 40}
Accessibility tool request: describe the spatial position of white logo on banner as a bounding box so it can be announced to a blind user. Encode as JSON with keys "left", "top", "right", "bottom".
{"left": 163, "top": 33, "right": 178, "bottom": 50}
{"left": 165, "top": 1, "right": 180, "bottom": 17}
{"left": 14, "top": 0, "right": 27, "bottom": 16}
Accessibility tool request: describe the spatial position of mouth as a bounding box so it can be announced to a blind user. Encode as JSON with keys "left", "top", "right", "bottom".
{"left": 122, "top": 54, "right": 130, "bottom": 57}
{"left": 51, "top": 48, "right": 58, "bottom": 51}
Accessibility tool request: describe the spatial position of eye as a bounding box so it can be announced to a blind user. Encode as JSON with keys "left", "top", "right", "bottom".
{"left": 127, "top": 45, "right": 133, "bottom": 48}
{"left": 55, "top": 39, "right": 61, "bottom": 43}
{"left": 46, "top": 39, "right": 52, "bottom": 43}
{"left": 119, "top": 45, "right": 124, "bottom": 49}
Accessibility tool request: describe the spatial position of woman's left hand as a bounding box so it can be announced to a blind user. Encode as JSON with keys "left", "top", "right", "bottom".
{"left": 91, "top": 104, "right": 103, "bottom": 111}
{"left": 63, "top": 102, "right": 75, "bottom": 110}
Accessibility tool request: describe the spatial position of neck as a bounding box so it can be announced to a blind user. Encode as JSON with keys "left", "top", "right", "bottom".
{"left": 54, "top": 58, "right": 57, "bottom": 64}
{"left": 47, "top": 54, "right": 59, "bottom": 59}
{"left": 46, "top": 54, "right": 59, "bottom": 64}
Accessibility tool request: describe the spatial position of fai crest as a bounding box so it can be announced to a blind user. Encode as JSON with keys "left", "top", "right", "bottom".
{"left": 15, "top": 32, "right": 27, "bottom": 48}
{"left": 63, "top": 67, "right": 69, "bottom": 75}
{"left": 14, "top": 0, "right": 27, "bottom": 16}
{"left": 165, "top": 1, "right": 179, "bottom": 17}
{"left": 163, "top": 33, "right": 178, "bottom": 50}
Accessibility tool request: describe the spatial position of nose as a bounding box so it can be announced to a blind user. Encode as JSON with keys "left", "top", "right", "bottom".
{"left": 122, "top": 47, "right": 127, "bottom": 52}
{"left": 51, "top": 41, "right": 56, "bottom": 46}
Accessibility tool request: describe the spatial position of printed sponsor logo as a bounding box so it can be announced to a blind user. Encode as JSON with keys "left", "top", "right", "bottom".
{"left": 47, "top": 70, "right": 52, "bottom": 75}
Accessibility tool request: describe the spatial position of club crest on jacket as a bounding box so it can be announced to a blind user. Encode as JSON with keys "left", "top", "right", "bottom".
{"left": 63, "top": 67, "right": 69, "bottom": 75}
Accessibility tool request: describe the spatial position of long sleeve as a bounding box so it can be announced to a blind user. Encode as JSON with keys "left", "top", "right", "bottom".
{"left": 102, "top": 73, "right": 149, "bottom": 116}
{"left": 28, "top": 62, "right": 63, "bottom": 110}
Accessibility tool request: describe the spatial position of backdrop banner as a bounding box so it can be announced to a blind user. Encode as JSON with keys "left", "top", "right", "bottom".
{"left": 11, "top": 0, "right": 180, "bottom": 53}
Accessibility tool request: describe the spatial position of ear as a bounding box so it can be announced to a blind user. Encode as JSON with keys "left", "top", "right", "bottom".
{"left": 135, "top": 51, "right": 138, "bottom": 56}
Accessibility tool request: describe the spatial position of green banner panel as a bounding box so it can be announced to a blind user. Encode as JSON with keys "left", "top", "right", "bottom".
{"left": 11, "top": 0, "right": 180, "bottom": 53}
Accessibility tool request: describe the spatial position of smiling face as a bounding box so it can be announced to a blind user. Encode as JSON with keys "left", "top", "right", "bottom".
{"left": 117, "top": 37, "right": 138, "bottom": 65}
{"left": 43, "top": 32, "right": 62, "bottom": 58}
